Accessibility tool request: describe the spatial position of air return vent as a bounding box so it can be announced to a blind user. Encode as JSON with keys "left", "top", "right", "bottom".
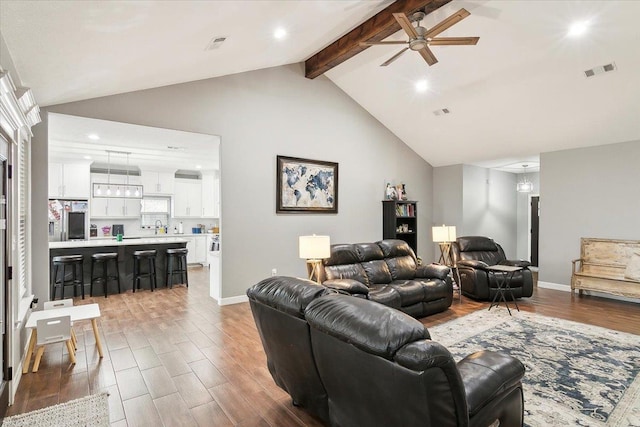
{"left": 433, "top": 108, "right": 451, "bottom": 116}
{"left": 205, "top": 37, "right": 227, "bottom": 51}
{"left": 584, "top": 62, "right": 616, "bottom": 78}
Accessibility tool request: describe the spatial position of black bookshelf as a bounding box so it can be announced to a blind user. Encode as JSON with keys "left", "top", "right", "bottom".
{"left": 382, "top": 200, "right": 417, "bottom": 253}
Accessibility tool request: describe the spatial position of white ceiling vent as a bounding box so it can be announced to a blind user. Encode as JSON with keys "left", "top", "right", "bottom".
{"left": 433, "top": 108, "right": 451, "bottom": 116}
{"left": 205, "top": 37, "right": 227, "bottom": 51}
{"left": 584, "top": 62, "right": 616, "bottom": 78}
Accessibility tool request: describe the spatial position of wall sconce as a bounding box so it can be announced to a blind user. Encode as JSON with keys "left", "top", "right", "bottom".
{"left": 299, "top": 235, "right": 331, "bottom": 283}
{"left": 432, "top": 225, "right": 457, "bottom": 265}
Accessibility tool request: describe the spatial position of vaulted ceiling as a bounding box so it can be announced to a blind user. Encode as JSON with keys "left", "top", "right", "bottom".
{"left": 2, "top": 0, "right": 639, "bottom": 170}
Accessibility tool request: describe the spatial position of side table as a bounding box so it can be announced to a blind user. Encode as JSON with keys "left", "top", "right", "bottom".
{"left": 486, "top": 265, "right": 523, "bottom": 315}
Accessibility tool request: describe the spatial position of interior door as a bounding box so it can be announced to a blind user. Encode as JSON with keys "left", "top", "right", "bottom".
{"left": 530, "top": 196, "right": 540, "bottom": 267}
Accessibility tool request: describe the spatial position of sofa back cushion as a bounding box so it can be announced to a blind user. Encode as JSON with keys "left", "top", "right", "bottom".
{"left": 306, "top": 294, "right": 429, "bottom": 359}
{"left": 247, "top": 276, "right": 329, "bottom": 318}
{"left": 324, "top": 243, "right": 370, "bottom": 285}
{"left": 378, "top": 239, "right": 418, "bottom": 280}
{"left": 454, "top": 236, "right": 506, "bottom": 266}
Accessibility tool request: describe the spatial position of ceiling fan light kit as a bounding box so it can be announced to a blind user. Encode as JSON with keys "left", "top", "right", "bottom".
{"left": 361, "top": 8, "right": 479, "bottom": 67}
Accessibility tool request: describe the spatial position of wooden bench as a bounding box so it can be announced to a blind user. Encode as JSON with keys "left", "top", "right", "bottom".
{"left": 571, "top": 238, "right": 640, "bottom": 299}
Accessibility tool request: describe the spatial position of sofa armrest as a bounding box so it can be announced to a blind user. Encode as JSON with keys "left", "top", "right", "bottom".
{"left": 457, "top": 260, "right": 489, "bottom": 270}
{"left": 323, "top": 279, "right": 369, "bottom": 296}
{"left": 415, "top": 263, "right": 450, "bottom": 280}
{"left": 457, "top": 350, "right": 525, "bottom": 417}
{"left": 501, "top": 259, "right": 531, "bottom": 268}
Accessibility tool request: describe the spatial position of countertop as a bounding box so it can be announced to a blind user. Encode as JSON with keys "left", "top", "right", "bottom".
{"left": 50, "top": 236, "right": 189, "bottom": 249}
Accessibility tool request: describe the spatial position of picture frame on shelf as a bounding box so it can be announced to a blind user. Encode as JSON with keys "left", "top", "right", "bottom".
{"left": 276, "top": 155, "right": 338, "bottom": 214}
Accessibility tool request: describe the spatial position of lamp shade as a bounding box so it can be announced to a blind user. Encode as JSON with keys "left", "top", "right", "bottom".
{"left": 299, "top": 235, "right": 331, "bottom": 260}
{"left": 432, "top": 225, "right": 457, "bottom": 243}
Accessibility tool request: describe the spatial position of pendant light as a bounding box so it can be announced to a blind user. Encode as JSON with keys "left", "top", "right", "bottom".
{"left": 125, "top": 153, "right": 131, "bottom": 197}
{"left": 516, "top": 164, "right": 533, "bottom": 193}
{"left": 106, "top": 151, "right": 112, "bottom": 196}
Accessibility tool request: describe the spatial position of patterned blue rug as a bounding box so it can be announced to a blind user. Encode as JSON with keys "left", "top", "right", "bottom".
{"left": 429, "top": 308, "right": 640, "bottom": 427}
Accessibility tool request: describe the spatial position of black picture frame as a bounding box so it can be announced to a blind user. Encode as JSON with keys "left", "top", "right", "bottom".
{"left": 276, "top": 155, "right": 338, "bottom": 213}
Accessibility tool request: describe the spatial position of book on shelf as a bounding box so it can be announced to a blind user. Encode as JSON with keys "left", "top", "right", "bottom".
{"left": 395, "top": 203, "right": 415, "bottom": 217}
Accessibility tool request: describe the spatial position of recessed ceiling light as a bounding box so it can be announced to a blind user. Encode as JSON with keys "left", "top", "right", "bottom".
{"left": 87, "top": 133, "right": 100, "bottom": 140}
{"left": 415, "top": 80, "right": 428, "bottom": 93}
{"left": 568, "top": 20, "right": 589, "bottom": 37}
{"left": 274, "top": 27, "right": 287, "bottom": 40}
{"left": 83, "top": 155, "right": 92, "bottom": 160}
{"left": 195, "top": 165, "right": 202, "bottom": 169}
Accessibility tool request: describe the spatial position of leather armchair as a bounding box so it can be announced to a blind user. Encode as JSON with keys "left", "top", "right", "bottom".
{"left": 246, "top": 276, "right": 331, "bottom": 423}
{"left": 306, "top": 294, "right": 525, "bottom": 427}
{"left": 451, "top": 236, "right": 533, "bottom": 301}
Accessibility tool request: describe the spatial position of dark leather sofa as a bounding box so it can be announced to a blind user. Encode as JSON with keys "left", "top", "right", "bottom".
{"left": 451, "top": 236, "right": 533, "bottom": 301}
{"left": 247, "top": 276, "right": 526, "bottom": 427}
{"left": 319, "top": 239, "right": 452, "bottom": 317}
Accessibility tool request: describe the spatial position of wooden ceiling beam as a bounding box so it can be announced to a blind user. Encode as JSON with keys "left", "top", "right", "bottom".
{"left": 305, "top": 0, "right": 452, "bottom": 79}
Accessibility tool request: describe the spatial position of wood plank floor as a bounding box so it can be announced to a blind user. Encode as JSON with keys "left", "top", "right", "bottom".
{"left": 4, "top": 268, "right": 639, "bottom": 426}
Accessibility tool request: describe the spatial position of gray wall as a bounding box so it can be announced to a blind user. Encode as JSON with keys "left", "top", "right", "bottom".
{"left": 31, "top": 63, "right": 435, "bottom": 301}
{"left": 462, "top": 165, "right": 518, "bottom": 257}
{"left": 516, "top": 172, "right": 540, "bottom": 261}
{"left": 539, "top": 139, "right": 640, "bottom": 286}
{"left": 432, "top": 165, "right": 463, "bottom": 262}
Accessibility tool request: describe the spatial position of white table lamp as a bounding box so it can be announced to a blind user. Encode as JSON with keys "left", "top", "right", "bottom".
{"left": 432, "top": 225, "right": 457, "bottom": 265}
{"left": 299, "top": 235, "right": 331, "bottom": 283}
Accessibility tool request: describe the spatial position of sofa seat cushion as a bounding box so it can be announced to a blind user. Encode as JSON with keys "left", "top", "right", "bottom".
{"left": 388, "top": 280, "right": 426, "bottom": 306}
{"left": 417, "top": 279, "right": 452, "bottom": 301}
{"left": 368, "top": 285, "right": 401, "bottom": 310}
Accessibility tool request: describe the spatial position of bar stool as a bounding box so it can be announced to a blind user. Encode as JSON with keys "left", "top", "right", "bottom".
{"left": 166, "top": 248, "right": 189, "bottom": 288}
{"left": 51, "top": 255, "right": 85, "bottom": 300}
{"left": 90, "top": 253, "right": 121, "bottom": 298}
{"left": 133, "top": 250, "right": 157, "bottom": 292}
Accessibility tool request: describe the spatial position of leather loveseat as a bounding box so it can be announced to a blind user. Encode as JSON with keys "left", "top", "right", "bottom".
{"left": 451, "top": 236, "right": 533, "bottom": 301}
{"left": 319, "top": 239, "right": 452, "bottom": 317}
{"left": 247, "top": 276, "right": 526, "bottom": 427}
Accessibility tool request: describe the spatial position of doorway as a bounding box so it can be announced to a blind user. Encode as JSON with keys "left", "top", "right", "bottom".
{"left": 529, "top": 195, "right": 540, "bottom": 267}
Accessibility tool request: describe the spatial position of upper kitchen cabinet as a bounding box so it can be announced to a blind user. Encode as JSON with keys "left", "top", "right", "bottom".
{"left": 174, "top": 177, "right": 202, "bottom": 218}
{"left": 49, "top": 162, "right": 90, "bottom": 199}
{"left": 201, "top": 172, "right": 220, "bottom": 218}
{"left": 141, "top": 170, "right": 175, "bottom": 195}
{"left": 90, "top": 173, "right": 142, "bottom": 218}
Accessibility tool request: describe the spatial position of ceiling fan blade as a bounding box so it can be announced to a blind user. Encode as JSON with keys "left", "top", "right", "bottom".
{"left": 393, "top": 13, "right": 418, "bottom": 39}
{"left": 428, "top": 37, "right": 479, "bottom": 46}
{"left": 381, "top": 48, "right": 409, "bottom": 66}
{"left": 418, "top": 46, "right": 438, "bottom": 66}
{"left": 360, "top": 41, "right": 409, "bottom": 47}
{"left": 425, "top": 8, "right": 471, "bottom": 39}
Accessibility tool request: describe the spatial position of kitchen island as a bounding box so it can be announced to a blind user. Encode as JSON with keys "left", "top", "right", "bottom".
{"left": 49, "top": 237, "right": 188, "bottom": 298}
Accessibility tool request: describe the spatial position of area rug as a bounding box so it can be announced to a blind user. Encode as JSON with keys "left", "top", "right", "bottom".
{"left": 428, "top": 308, "right": 640, "bottom": 427}
{"left": 2, "top": 392, "right": 109, "bottom": 427}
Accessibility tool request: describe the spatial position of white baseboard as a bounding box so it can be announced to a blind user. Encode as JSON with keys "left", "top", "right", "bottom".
{"left": 538, "top": 281, "right": 640, "bottom": 303}
{"left": 537, "top": 281, "right": 570, "bottom": 291}
{"left": 217, "top": 295, "right": 249, "bottom": 306}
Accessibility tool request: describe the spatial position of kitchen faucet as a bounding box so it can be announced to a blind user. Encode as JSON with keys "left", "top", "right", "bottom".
{"left": 154, "top": 220, "right": 163, "bottom": 235}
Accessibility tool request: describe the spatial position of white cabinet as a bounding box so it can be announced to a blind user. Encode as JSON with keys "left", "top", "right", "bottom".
{"left": 201, "top": 173, "right": 220, "bottom": 218}
{"left": 173, "top": 178, "right": 202, "bottom": 217}
{"left": 141, "top": 170, "right": 175, "bottom": 195}
{"left": 49, "top": 162, "right": 90, "bottom": 199}
{"left": 184, "top": 235, "right": 207, "bottom": 265}
{"left": 90, "top": 173, "right": 141, "bottom": 218}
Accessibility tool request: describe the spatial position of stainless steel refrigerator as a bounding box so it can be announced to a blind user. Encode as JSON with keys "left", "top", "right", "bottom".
{"left": 48, "top": 199, "right": 89, "bottom": 241}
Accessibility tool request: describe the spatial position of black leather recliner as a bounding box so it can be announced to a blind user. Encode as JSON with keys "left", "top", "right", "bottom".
{"left": 451, "top": 236, "right": 533, "bottom": 301}
{"left": 246, "top": 276, "right": 331, "bottom": 423}
{"left": 248, "top": 276, "right": 526, "bottom": 427}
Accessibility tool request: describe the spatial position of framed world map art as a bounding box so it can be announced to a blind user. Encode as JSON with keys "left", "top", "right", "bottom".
{"left": 276, "top": 155, "right": 338, "bottom": 213}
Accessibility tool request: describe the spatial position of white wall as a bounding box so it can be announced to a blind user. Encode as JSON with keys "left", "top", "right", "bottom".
{"left": 539, "top": 139, "right": 640, "bottom": 287}
{"left": 31, "top": 63, "right": 435, "bottom": 302}
{"left": 461, "top": 165, "right": 518, "bottom": 257}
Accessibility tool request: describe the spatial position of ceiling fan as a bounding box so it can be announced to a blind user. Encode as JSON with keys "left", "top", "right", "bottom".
{"left": 360, "top": 8, "right": 479, "bottom": 67}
